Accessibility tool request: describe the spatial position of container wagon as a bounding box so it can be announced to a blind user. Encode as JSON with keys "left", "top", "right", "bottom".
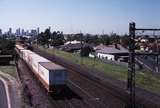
{"left": 15, "top": 44, "right": 68, "bottom": 92}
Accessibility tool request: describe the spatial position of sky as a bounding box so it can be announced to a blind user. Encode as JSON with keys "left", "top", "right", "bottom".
{"left": 0, "top": 0, "right": 160, "bottom": 34}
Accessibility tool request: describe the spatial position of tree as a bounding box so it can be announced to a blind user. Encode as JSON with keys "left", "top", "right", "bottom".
{"left": 50, "top": 31, "right": 65, "bottom": 47}
{"left": 0, "top": 37, "right": 15, "bottom": 55}
{"left": 37, "top": 32, "right": 45, "bottom": 46}
{"left": 80, "top": 46, "right": 93, "bottom": 57}
{"left": 37, "top": 29, "right": 51, "bottom": 47}
{"left": 100, "top": 34, "right": 111, "bottom": 45}
{"left": 110, "top": 33, "right": 120, "bottom": 44}
{"left": 44, "top": 29, "right": 51, "bottom": 48}
{"left": 121, "top": 34, "right": 130, "bottom": 48}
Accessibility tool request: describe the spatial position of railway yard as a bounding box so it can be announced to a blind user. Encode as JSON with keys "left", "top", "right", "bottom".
{"left": 14, "top": 45, "right": 160, "bottom": 108}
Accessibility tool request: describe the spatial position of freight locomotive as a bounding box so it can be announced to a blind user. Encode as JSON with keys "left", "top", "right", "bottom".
{"left": 15, "top": 44, "right": 68, "bottom": 92}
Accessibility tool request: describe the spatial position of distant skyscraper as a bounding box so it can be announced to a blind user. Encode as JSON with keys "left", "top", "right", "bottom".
{"left": 37, "top": 27, "right": 40, "bottom": 35}
{"left": 22, "top": 29, "right": 25, "bottom": 35}
{"left": 16, "top": 28, "right": 21, "bottom": 36}
{"left": 48, "top": 26, "right": 51, "bottom": 31}
{"left": 9, "top": 28, "right": 12, "bottom": 35}
{"left": 26, "top": 30, "right": 29, "bottom": 35}
{"left": 31, "top": 29, "right": 37, "bottom": 36}
{"left": 0, "top": 29, "right": 2, "bottom": 36}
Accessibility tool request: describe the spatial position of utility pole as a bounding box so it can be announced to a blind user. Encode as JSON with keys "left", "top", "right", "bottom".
{"left": 155, "top": 34, "right": 159, "bottom": 73}
{"left": 127, "top": 22, "right": 160, "bottom": 108}
{"left": 127, "top": 22, "right": 136, "bottom": 108}
{"left": 80, "top": 31, "right": 83, "bottom": 64}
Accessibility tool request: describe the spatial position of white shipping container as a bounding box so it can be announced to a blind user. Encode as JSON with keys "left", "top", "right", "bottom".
{"left": 28, "top": 53, "right": 50, "bottom": 74}
{"left": 15, "top": 45, "right": 25, "bottom": 58}
{"left": 38, "top": 62, "right": 50, "bottom": 84}
{"left": 26, "top": 51, "right": 35, "bottom": 62}
{"left": 38, "top": 62, "right": 67, "bottom": 85}
{"left": 15, "top": 45, "right": 24, "bottom": 50}
{"left": 21, "top": 50, "right": 28, "bottom": 60}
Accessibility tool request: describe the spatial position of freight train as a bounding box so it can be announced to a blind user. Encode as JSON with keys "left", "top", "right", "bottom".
{"left": 15, "top": 44, "right": 68, "bottom": 92}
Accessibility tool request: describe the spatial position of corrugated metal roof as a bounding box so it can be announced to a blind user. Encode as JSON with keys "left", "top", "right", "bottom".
{"left": 96, "top": 45, "right": 128, "bottom": 54}
{"left": 39, "top": 62, "right": 65, "bottom": 70}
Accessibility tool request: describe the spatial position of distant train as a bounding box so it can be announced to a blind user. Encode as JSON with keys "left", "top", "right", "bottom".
{"left": 15, "top": 44, "right": 68, "bottom": 92}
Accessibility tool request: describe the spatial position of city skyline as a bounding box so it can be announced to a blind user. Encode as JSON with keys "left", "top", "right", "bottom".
{"left": 0, "top": 0, "right": 160, "bottom": 34}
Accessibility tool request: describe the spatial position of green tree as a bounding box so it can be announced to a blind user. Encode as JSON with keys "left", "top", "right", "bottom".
{"left": 100, "top": 34, "right": 111, "bottom": 45}
{"left": 0, "top": 37, "right": 15, "bottom": 55}
{"left": 80, "top": 46, "right": 93, "bottom": 57}
{"left": 51, "top": 31, "right": 65, "bottom": 47}
{"left": 110, "top": 33, "right": 120, "bottom": 44}
{"left": 121, "top": 34, "right": 130, "bottom": 48}
{"left": 44, "top": 29, "right": 51, "bottom": 48}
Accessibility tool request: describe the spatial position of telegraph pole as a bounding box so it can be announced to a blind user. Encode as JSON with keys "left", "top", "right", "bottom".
{"left": 128, "top": 22, "right": 136, "bottom": 108}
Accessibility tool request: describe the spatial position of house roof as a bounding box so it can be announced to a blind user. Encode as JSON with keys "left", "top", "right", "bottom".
{"left": 61, "top": 43, "right": 82, "bottom": 51}
{"left": 61, "top": 43, "right": 93, "bottom": 52}
{"left": 96, "top": 44, "right": 129, "bottom": 54}
{"left": 65, "top": 40, "right": 81, "bottom": 45}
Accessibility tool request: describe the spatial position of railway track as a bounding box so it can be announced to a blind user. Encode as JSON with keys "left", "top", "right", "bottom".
{"left": 68, "top": 71, "right": 125, "bottom": 108}
{"left": 32, "top": 46, "right": 160, "bottom": 108}
{"left": 15, "top": 45, "right": 160, "bottom": 108}
{"left": 16, "top": 47, "right": 126, "bottom": 107}
{"left": 17, "top": 59, "right": 109, "bottom": 108}
{"left": 33, "top": 47, "right": 128, "bottom": 108}
{"left": 68, "top": 80, "right": 108, "bottom": 108}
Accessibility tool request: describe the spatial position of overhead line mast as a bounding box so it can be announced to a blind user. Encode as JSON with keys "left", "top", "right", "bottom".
{"left": 128, "top": 22, "right": 160, "bottom": 108}
{"left": 128, "top": 22, "right": 136, "bottom": 108}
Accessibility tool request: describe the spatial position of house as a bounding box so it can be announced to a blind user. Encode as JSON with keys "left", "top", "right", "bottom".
{"left": 61, "top": 43, "right": 82, "bottom": 52}
{"left": 64, "top": 40, "right": 81, "bottom": 45}
{"left": 61, "top": 42, "right": 94, "bottom": 53}
{"left": 95, "top": 44, "right": 129, "bottom": 62}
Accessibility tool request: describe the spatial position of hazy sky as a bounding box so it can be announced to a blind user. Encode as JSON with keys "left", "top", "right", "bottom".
{"left": 0, "top": 0, "right": 160, "bottom": 34}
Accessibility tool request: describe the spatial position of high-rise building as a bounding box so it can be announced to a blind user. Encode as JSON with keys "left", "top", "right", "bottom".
{"left": 49, "top": 26, "right": 51, "bottom": 31}
{"left": 26, "top": 30, "right": 29, "bottom": 35}
{"left": 37, "top": 27, "right": 40, "bottom": 35}
{"left": 31, "top": 29, "right": 37, "bottom": 36}
{"left": 22, "top": 29, "right": 25, "bottom": 35}
{"left": 0, "top": 29, "right": 2, "bottom": 36}
{"left": 16, "top": 28, "right": 21, "bottom": 36}
{"left": 9, "top": 28, "right": 12, "bottom": 35}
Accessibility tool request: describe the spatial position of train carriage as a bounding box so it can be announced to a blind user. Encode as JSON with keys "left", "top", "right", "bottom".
{"left": 15, "top": 45, "right": 25, "bottom": 58}
{"left": 38, "top": 62, "right": 67, "bottom": 92}
{"left": 15, "top": 44, "right": 68, "bottom": 92}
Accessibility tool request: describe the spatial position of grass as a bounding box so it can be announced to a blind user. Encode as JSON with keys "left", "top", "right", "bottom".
{"left": 37, "top": 45, "right": 160, "bottom": 94}
{"left": 0, "top": 64, "right": 17, "bottom": 78}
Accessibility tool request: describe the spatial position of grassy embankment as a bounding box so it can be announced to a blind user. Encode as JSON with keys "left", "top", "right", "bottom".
{"left": 0, "top": 65, "right": 16, "bottom": 78}
{"left": 38, "top": 45, "right": 160, "bottom": 94}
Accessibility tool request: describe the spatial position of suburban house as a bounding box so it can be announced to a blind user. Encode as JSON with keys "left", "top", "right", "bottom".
{"left": 61, "top": 41, "right": 94, "bottom": 53}
{"left": 93, "top": 44, "right": 129, "bottom": 62}
{"left": 64, "top": 40, "right": 81, "bottom": 45}
{"left": 61, "top": 43, "right": 82, "bottom": 52}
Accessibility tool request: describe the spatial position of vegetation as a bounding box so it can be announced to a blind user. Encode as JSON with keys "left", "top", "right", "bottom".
{"left": 37, "top": 45, "right": 160, "bottom": 94}
{"left": 0, "top": 37, "right": 15, "bottom": 55}
{"left": 37, "top": 29, "right": 65, "bottom": 47}
{"left": 0, "top": 65, "right": 16, "bottom": 77}
{"left": 80, "top": 46, "right": 93, "bottom": 57}
{"left": 37, "top": 28, "right": 130, "bottom": 48}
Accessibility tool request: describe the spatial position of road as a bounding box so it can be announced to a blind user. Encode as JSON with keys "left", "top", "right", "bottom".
{"left": 136, "top": 55, "right": 160, "bottom": 73}
{"left": 0, "top": 80, "right": 8, "bottom": 108}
